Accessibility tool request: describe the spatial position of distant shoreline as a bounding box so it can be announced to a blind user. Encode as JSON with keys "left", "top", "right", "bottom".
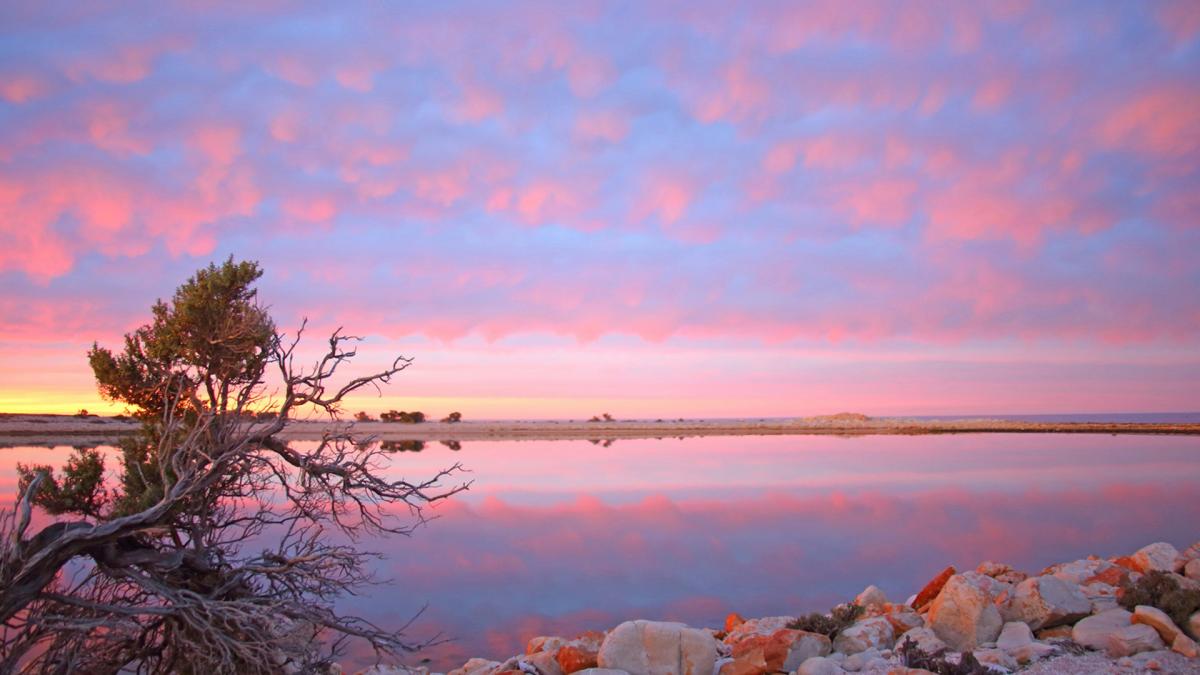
{"left": 2, "top": 413, "right": 1200, "bottom": 445}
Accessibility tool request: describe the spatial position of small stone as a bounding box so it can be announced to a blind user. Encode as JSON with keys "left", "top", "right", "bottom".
{"left": 1107, "top": 624, "right": 1165, "bottom": 657}
{"left": 1131, "top": 542, "right": 1181, "bottom": 573}
{"left": 528, "top": 637, "right": 568, "bottom": 655}
{"left": 525, "top": 651, "right": 564, "bottom": 675}
{"left": 832, "top": 617, "right": 894, "bottom": 655}
{"left": 883, "top": 606, "right": 924, "bottom": 635}
{"left": 449, "top": 659, "right": 501, "bottom": 675}
{"left": 796, "top": 656, "right": 845, "bottom": 675}
{"left": 973, "top": 648, "right": 1017, "bottom": 670}
{"left": 913, "top": 566, "right": 956, "bottom": 611}
{"left": 556, "top": 645, "right": 598, "bottom": 674}
{"left": 571, "top": 670, "right": 629, "bottom": 675}
{"left": 855, "top": 586, "right": 888, "bottom": 610}
{"left": 1189, "top": 611, "right": 1200, "bottom": 640}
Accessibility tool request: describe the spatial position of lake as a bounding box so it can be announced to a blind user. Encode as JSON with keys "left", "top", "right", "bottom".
{"left": 4, "top": 433, "right": 1199, "bottom": 669}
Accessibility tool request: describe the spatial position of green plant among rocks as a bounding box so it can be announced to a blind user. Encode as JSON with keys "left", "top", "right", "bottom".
{"left": 786, "top": 602, "right": 863, "bottom": 639}
{"left": 1118, "top": 570, "right": 1200, "bottom": 626}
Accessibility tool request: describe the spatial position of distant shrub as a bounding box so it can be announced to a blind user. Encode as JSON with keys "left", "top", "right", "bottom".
{"left": 255, "top": 411, "right": 277, "bottom": 421}
{"left": 1119, "top": 570, "right": 1200, "bottom": 626}
{"left": 353, "top": 411, "right": 374, "bottom": 422}
{"left": 786, "top": 603, "right": 863, "bottom": 639}
{"left": 440, "top": 440, "right": 461, "bottom": 451}
{"left": 76, "top": 409, "right": 90, "bottom": 417}
{"left": 440, "top": 412, "right": 462, "bottom": 423}
{"left": 380, "top": 410, "right": 425, "bottom": 424}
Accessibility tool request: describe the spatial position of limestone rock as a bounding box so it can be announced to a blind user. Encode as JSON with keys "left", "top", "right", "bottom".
{"left": 895, "top": 627, "right": 947, "bottom": 655}
{"left": 1189, "top": 611, "right": 1200, "bottom": 640}
{"left": 557, "top": 645, "right": 599, "bottom": 674}
{"left": 795, "top": 656, "right": 845, "bottom": 675}
{"left": 1035, "top": 625, "right": 1073, "bottom": 640}
{"left": 1131, "top": 542, "right": 1181, "bottom": 574}
{"left": 1186, "top": 559, "right": 1200, "bottom": 581}
{"left": 597, "top": 620, "right": 717, "bottom": 675}
{"left": 832, "top": 617, "right": 894, "bottom": 655}
{"left": 972, "top": 648, "right": 1017, "bottom": 670}
{"left": 1133, "top": 605, "right": 1185, "bottom": 645}
{"left": 926, "top": 573, "right": 1003, "bottom": 651}
{"left": 995, "top": 621, "right": 1055, "bottom": 664}
{"left": 1001, "top": 575, "right": 1092, "bottom": 630}
{"left": 726, "top": 628, "right": 829, "bottom": 673}
{"left": 977, "top": 561, "right": 1027, "bottom": 585}
{"left": 883, "top": 606, "right": 923, "bottom": 635}
{"left": 1174, "top": 632, "right": 1200, "bottom": 658}
{"left": 529, "top": 637, "right": 569, "bottom": 654}
{"left": 723, "top": 616, "right": 794, "bottom": 643}
{"left": 571, "top": 670, "right": 629, "bottom": 675}
{"left": 723, "top": 613, "right": 746, "bottom": 634}
{"left": 840, "top": 648, "right": 880, "bottom": 672}
{"left": 855, "top": 585, "right": 888, "bottom": 610}
{"left": 1073, "top": 608, "right": 1133, "bottom": 651}
{"left": 525, "top": 651, "right": 564, "bottom": 675}
{"left": 1106, "top": 624, "right": 1165, "bottom": 657}
{"left": 913, "top": 566, "right": 955, "bottom": 611}
{"left": 449, "top": 659, "right": 501, "bottom": 675}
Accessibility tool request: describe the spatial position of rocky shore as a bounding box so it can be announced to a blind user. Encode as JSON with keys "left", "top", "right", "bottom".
{"left": 359, "top": 541, "right": 1200, "bottom": 675}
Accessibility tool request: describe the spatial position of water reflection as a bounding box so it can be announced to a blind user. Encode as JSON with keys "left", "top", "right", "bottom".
{"left": 3, "top": 434, "right": 1199, "bottom": 670}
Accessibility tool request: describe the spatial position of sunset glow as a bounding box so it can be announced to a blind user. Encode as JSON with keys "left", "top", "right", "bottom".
{"left": 2, "top": 2, "right": 1198, "bottom": 417}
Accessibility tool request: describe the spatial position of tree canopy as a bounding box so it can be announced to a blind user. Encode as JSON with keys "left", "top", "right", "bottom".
{"left": 2, "top": 259, "right": 467, "bottom": 674}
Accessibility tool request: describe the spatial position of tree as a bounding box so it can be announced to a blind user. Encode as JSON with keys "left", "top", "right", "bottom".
{"left": 1, "top": 259, "right": 467, "bottom": 673}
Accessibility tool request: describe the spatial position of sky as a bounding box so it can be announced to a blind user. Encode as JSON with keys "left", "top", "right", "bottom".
{"left": 1, "top": 1, "right": 1198, "bottom": 418}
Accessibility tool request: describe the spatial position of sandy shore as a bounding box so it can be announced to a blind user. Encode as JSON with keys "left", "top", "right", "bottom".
{"left": 2, "top": 412, "right": 1199, "bottom": 446}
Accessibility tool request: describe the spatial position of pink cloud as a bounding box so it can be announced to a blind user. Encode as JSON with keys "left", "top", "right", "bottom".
{"left": 833, "top": 178, "right": 917, "bottom": 228}
{"left": 1096, "top": 85, "right": 1200, "bottom": 162}
{"left": 632, "top": 174, "right": 694, "bottom": 225}
{"left": 0, "top": 72, "right": 50, "bottom": 103}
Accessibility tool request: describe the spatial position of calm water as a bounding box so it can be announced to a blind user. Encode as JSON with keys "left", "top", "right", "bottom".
{"left": 4, "top": 434, "right": 1200, "bottom": 669}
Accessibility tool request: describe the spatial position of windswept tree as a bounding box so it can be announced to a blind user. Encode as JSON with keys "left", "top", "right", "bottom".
{"left": 0, "top": 259, "right": 467, "bottom": 674}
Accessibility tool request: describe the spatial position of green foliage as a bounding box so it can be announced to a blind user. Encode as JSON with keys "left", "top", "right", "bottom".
{"left": 27, "top": 258, "right": 276, "bottom": 522}
{"left": 1119, "top": 570, "right": 1200, "bottom": 626}
{"left": 87, "top": 257, "right": 274, "bottom": 420}
{"left": 786, "top": 602, "right": 863, "bottom": 639}
{"left": 17, "top": 448, "right": 108, "bottom": 518}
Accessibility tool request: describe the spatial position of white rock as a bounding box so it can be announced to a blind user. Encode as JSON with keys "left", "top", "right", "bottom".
{"left": 1131, "top": 542, "right": 1180, "bottom": 573}
{"left": 1001, "top": 575, "right": 1092, "bottom": 630}
{"left": 1174, "top": 632, "right": 1200, "bottom": 658}
{"left": 722, "top": 616, "right": 795, "bottom": 643}
{"left": 1186, "top": 559, "right": 1200, "bottom": 581}
{"left": 1189, "top": 611, "right": 1200, "bottom": 640}
{"left": 571, "top": 670, "right": 629, "bottom": 675}
{"left": 1106, "top": 623, "right": 1165, "bottom": 657}
{"left": 896, "top": 627, "right": 947, "bottom": 655}
{"left": 1072, "top": 608, "right": 1133, "bottom": 651}
{"left": 448, "top": 659, "right": 500, "bottom": 675}
{"left": 927, "top": 573, "right": 1003, "bottom": 651}
{"left": 840, "top": 647, "right": 879, "bottom": 672}
{"left": 831, "top": 617, "right": 894, "bottom": 655}
{"left": 597, "top": 620, "right": 717, "bottom": 675}
{"left": 795, "top": 656, "right": 845, "bottom": 675}
{"left": 523, "top": 652, "right": 563, "bottom": 675}
{"left": 854, "top": 585, "right": 888, "bottom": 610}
{"left": 973, "top": 647, "right": 1017, "bottom": 670}
{"left": 995, "top": 621, "right": 1055, "bottom": 664}
{"left": 781, "top": 632, "right": 833, "bottom": 672}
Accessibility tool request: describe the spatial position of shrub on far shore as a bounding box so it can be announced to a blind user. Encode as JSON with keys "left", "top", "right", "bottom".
{"left": 380, "top": 410, "right": 425, "bottom": 423}
{"left": 440, "top": 411, "right": 462, "bottom": 423}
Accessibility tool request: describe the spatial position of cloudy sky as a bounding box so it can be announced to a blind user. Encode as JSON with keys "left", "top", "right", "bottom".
{"left": 1, "top": 1, "right": 1198, "bottom": 417}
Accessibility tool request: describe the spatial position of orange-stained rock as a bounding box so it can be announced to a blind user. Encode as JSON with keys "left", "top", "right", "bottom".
{"left": 527, "top": 636, "right": 568, "bottom": 654}
{"left": 914, "top": 565, "right": 956, "bottom": 611}
{"left": 724, "top": 612, "right": 746, "bottom": 633}
{"left": 1111, "top": 555, "right": 1141, "bottom": 572}
{"left": 1086, "top": 566, "right": 1130, "bottom": 587}
{"left": 729, "top": 634, "right": 789, "bottom": 672}
{"left": 555, "top": 645, "right": 598, "bottom": 674}
{"left": 1036, "top": 625, "right": 1073, "bottom": 640}
{"left": 719, "top": 647, "right": 769, "bottom": 675}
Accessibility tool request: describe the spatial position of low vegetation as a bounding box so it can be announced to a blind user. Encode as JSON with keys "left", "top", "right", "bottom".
{"left": 785, "top": 602, "right": 863, "bottom": 639}
{"left": 1118, "top": 570, "right": 1200, "bottom": 626}
{"left": 895, "top": 637, "right": 992, "bottom": 675}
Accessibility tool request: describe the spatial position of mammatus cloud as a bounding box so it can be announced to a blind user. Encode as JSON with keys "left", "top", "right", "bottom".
{"left": 1, "top": 1, "right": 1198, "bottom": 413}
